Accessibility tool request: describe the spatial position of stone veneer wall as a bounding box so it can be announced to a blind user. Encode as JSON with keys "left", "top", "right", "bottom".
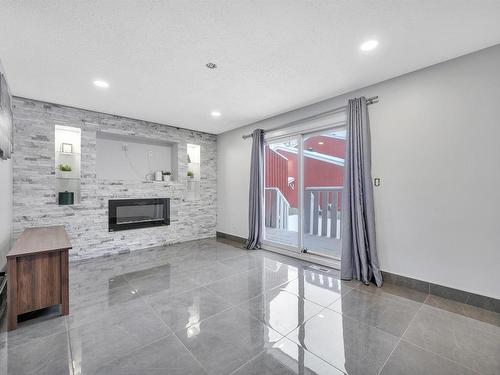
{"left": 12, "top": 97, "right": 217, "bottom": 261}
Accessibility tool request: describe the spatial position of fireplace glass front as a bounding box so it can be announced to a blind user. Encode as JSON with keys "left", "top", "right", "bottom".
{"left": 109, "top": 198, "right": 170, "bottom": 231}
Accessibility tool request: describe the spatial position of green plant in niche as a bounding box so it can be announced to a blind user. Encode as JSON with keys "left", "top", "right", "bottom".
{"left": 187, "top": 171, "right": 194, "bottom": 178}
{"left": 59, "top": 164, "right": 72, "bottom": 172}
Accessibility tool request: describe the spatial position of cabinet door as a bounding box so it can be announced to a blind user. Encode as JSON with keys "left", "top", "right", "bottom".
{"left": 17, "top": 252, "right": 61, "bottom": 314}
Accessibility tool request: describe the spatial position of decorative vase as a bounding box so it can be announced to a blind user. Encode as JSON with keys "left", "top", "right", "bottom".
{"left": 59, "top": 191, "right": 74, "bottom": 205}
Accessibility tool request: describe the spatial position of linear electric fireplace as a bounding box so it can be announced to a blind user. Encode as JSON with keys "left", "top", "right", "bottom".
{"left": 109, "top": 198, "right": 170, "bottom": 232}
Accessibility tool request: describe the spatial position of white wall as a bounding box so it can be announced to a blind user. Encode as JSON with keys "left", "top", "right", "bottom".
{"left": 0, "top": 59, "right": 12, "bottom": 270}
{"left": 217, "top": 44, "right": 500, "bottom": 299}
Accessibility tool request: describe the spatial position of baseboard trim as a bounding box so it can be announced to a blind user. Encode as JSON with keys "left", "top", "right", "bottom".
{"left": 381, "top": 271, "right": 500, "bottom": 313}
{"left": 216, "top": 231, "right": 246, "bottom": 245}
{"left": 215, "top": 232, "right": 499, "bottom": 314}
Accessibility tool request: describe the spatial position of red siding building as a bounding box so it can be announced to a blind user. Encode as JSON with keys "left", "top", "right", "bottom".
{"left": 265, "top": 135, "right": 345, "bottom": 208}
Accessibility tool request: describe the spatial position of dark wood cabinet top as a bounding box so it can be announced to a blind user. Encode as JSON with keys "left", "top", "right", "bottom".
{"left": 8, "top": 226, "right": 72, "bottom": 258}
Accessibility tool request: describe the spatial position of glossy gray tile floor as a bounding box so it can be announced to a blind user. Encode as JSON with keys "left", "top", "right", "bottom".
{"left": 1, "top": 238, "right": 499, "bottom": 374}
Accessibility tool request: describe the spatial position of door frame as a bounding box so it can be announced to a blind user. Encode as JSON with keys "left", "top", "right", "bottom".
{"left": 262, "top": 116, "right": 347, "bottom": 264}
{"left": 262, "top": 134, "right": 302, "bottom": 254}
{"left": 299, "top": 127, "right": 345, "bottom": 261}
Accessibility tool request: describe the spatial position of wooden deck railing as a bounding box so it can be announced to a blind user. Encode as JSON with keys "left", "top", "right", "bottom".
{"left": 304, "top": 186, "right": 342, "bottom": 239}
{"left": 265, "top": 187, "right": 290, "bottom": 230}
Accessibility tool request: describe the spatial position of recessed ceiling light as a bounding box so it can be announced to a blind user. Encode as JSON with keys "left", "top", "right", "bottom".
{"left": 318, "top": 141, "right": 324, "bottom": 145}
{"left": 211, "top": 111, "right": 221, "bottom": 117}
{"left": 206, "top": 62, "right": 217, "bottom": 69}
{"left": 360, "top": 40, "right": 379, "bottom": 52}
{"left": 93, "top": 80, "right": 109, "bottom": 88}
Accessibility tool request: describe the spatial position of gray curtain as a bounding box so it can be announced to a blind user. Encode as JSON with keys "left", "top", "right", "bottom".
{"left": 245, "top": 129, "right": 264, "bottom": 249}
{"left": 341, "top": 97, "right": 383, "bottom": 287}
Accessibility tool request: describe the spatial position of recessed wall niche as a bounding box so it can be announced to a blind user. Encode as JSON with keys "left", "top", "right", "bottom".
{"left": 187, "top": 143, "right": 200, "bottom": 200}
{"left": 96, "top": 131, "right": 178, "bottom": 182}
{"left": 55, "top": 125, "right": 81, "bottom": 205}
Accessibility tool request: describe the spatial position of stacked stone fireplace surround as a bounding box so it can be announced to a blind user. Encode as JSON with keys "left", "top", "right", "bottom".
{"left": 12, "top": 97, "right": 217, "bottom": 261}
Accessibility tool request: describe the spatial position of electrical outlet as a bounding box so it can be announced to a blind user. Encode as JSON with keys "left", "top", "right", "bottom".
{"left": 374, "top": 177, "right": 381, "bottom": 187}
{"left": 122, "top": 143, "right": 128, "bottom": 151}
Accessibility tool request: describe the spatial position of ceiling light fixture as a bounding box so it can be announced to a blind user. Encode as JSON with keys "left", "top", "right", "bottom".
{"left": 318, "top": 141, "right": 324, "bottom": 145}
{"left": 359, "top": 40, "right": 379, "bottom": 52}
{"left": 93, "top": 80, "right": 109, "bottom": 88}
{"left": 211, "top": 111, "right": 221, "bottom": 117}
{"left": 206, "top": 62, "right": 217, "bottom": 69}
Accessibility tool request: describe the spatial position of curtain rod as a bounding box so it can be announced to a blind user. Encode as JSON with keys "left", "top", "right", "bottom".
{"left": 242, "top": 96, "right": 378, "bottom": 139}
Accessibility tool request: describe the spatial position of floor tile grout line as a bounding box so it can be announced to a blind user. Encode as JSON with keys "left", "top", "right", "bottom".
{"left": 321, "top": 295, "right": 418, "bottom": 341}
{"left": 80, "top": 282, "right": 478, "bottom": 371}
{"left": 203, "top": 269, "right": 299, "bottom": 305}
{"left": 199, "top": 286, "right": 241, "bottom": 308}
{"left": 123, "top": 270, "right": 204, "bottom": 301}
{"left": 129, "top": 278, "right": 212, "bottom": 375}
{"left": 279, "top": 307, "right": 355, "bottom": 375}
{"left": 227, "top": 347, "right": 270, "bottom": 375}
{"left": 323, "top": 285, "right": 424, "bottom": 328}
{"left": 278, "top": 328, "right": 349, "bottom": 375}
{"left": 158, "top": 282, "right": 290, "bottom": 337}
{"left": 353, "top": 283, "right": 427, "bottom": 306}
{"left": 70, "top": 273, "right": 176, "bottom": 373}
{"left": 197, "top": 265, "right": 262, "bottom": 287}
{"left": 282, "top": 304, "right": 401, "bottom": 373}
{"left": 66, "top": 294, "right": 149, "bottom": 331}
{"left": 376, "top": 297, "right": 428, "bottom": 375}
{"left": 424, "top": 294, "right": 500, "bottom": 329}
{"left": 395, "top": 295, "right": 488, "bottom": 375}
{"left": 279, "top": 278, "right": 348, "bottom": 309}
{"left": 164, "top": 254, "right": 268, "bottom": 289}
{"left": 229, "top": 308, "right": 352, "bottom": 375}
{"left": 6, "top": 317, "right": 69, "bottom": 350}
{"left": 135, "top": 276, "right": 301, "bottom": 374}
{"left": 398, "top": 337, "right": 487, "bottom": 375}
{"left": 64, "top": 316, "right": 76, "bottom": 375}
{"left": 320, "top": 285, "right": 357, "bottom": 314}
{"left": 120, "top": 276, "right": 175, "bottom": 336}
{"left": 93, "top": 333, "right": 174, "bottom": 373}
{"left": 283, "top": 303, "right": 335, "bottom": 338}
{"left": 170, "top": 334, "right": 211, "bottom": 375}
{"left": 124, "top": 256, "right": 301, "bottom": 325}
{"left": 24, "top": 238, "right": 497, "bottom": 375}
{"left": 258, "top": 278, "right": 355, "bottom": 370}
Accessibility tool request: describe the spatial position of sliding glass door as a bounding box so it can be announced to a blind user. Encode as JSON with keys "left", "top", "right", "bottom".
{"left": 263, "top": 137, "right": 300, "bottom": 252}
{"left": 263, "top": 126, "right": 346, "bottom": 260}
{"left": 302, "top": 128, "right": 345, "bottom": 259}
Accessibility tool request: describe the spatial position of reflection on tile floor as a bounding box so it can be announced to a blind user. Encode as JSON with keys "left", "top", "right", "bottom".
{"left": 1, "top": 238, "right": 499, "bottom": 374}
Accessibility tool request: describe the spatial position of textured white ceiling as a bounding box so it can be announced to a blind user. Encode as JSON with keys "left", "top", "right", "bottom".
{"left": 1, "top": 1, "right": 500, "bottom": 134}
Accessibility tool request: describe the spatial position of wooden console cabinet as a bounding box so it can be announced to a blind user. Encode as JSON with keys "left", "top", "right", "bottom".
{"left": 7, "top": 226, "right": 71, "bottom": 331}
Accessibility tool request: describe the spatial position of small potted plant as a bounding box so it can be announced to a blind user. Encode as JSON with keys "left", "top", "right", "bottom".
{"left": 162, "top": 171, "right": 171, "bottom": 182}
{"left": 187, "top": 171, "right": 194, "bottom": 179}
{"left": 59, "top": 164, "right": 72, "bottom": 172}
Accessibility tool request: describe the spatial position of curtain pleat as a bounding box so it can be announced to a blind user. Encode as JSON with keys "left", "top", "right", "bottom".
{"left": 341, "top": 97, "right": 383, "bottom": 287}
{"left": 245, "top": 129, "right": 264, "bottom": 249}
